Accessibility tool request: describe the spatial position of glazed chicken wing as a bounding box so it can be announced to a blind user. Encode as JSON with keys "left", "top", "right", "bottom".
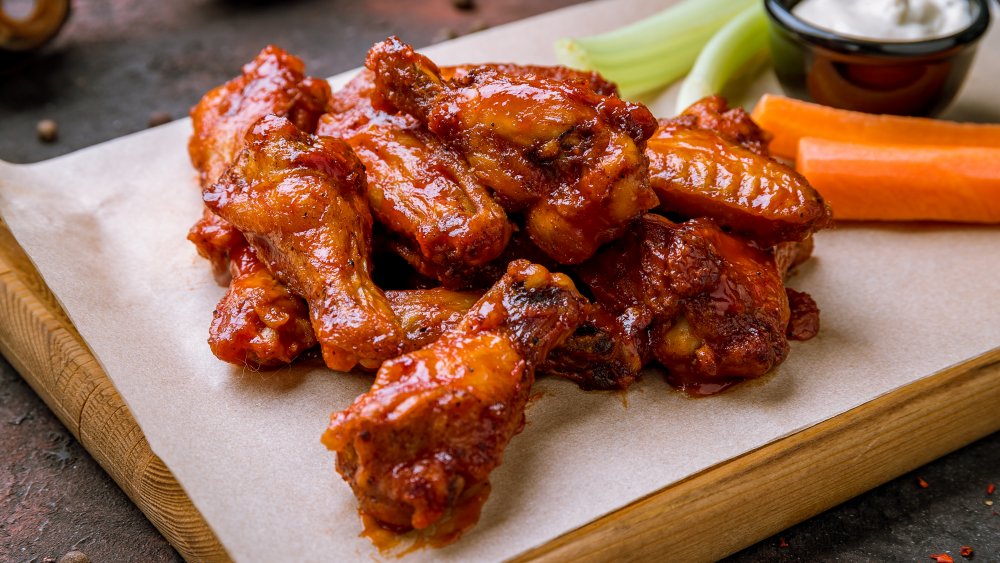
{"left": 188, "top": 45, "right": 331, "bottom": 273}
{"left": 206, "top": 115, "right": 404, "bottom": 371}
{"left": 323, "top": 260, "right": 585, "bottom": 534}
{"left": 318, "top": 71, "right": 512, "bottom": 287}
{"left": 647, "top": 121, "right": 829, "bottom": 248}
{"left": 579, "top": 214, "right": 793, "bottom": 394}
{"left": 366, "top": 36, "right": 659, "bottom": 264}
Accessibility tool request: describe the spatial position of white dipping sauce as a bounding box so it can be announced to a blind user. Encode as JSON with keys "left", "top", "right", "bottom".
{"left": 792, "top": 0, "right": 973, "bottom": 41}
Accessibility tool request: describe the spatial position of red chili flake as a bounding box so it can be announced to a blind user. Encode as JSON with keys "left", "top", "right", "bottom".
{"left": 778, "top": 537, "right": 790, "bottom": 549}
{"left": 918, "top": 476, "right": 930, "bottom": 488}
{"left": 988, "top": 483, "right": 996, "bottom": 495}
{"left": 960, "top": 546, "right": 973, "bottom": 558}
{"left": 930, "top": 554, "right": 954, "bottom": 563}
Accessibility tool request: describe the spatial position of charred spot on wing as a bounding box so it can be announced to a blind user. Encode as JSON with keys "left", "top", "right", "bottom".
{"left": 503, "top": 282, "right": 575, "bottom": 312}
{"left": 584, "top": 363, "right": 622, "bottom": 390}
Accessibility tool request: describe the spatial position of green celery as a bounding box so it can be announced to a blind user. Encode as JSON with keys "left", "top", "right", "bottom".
{"left": 675, "top": 2, "right": 770, "bottom": 113}
{"left": 554, "top": 0, "right": 754, "bottom": 98}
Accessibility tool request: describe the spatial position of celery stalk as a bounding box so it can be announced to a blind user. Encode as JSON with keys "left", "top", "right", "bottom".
{"left": 554, "top": 0, "right": 754, "bottom": 98}
{"left": 675, "top": 3, "right": 769, "bottom": 114}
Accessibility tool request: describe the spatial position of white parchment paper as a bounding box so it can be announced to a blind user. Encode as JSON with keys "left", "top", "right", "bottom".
{"left": 1, "top": 1, "right": 999, "bottom": 561}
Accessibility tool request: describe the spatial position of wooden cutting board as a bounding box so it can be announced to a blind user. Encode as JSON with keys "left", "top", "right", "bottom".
{"left": 3, "top": 213, "right": 999, "bottom": 562}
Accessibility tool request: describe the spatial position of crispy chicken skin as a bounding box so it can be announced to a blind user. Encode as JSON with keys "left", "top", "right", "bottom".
{"left": 205, "top": 115, "right": 404, "bottom": 371}
{"left": 647, "top": 121, "right": 830, "bottom": 248}
{"left": 366, "top": 36, "right": 659, "bottom": 264}
{"left": 579, "top": 214, "right": 791, "bottom": 392}
{"left": 208, "top": 241, "right": 317, "bottom": 367}
{"left": 318, "top": 71, "right": 512, "bottom": 287}
{"left": 323, "top": 260, "right": 586, "bottom": 532}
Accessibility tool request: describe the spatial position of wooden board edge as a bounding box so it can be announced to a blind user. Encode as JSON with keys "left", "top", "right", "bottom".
{"left": 3, "top": 219, "right": 999, "bottom": 563}
{"left": 0, "top": 220, "right": 231, "bottom": 563}
{"left": 513, "top": 347, "right": 1000, "bottom": 562}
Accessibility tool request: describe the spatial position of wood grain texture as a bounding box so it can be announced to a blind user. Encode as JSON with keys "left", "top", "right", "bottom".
{"left": 0, "top": 218, "right": 230, "bottom": 563}
{"left": 2, "top": 214, "right": 999, "bottom": 563}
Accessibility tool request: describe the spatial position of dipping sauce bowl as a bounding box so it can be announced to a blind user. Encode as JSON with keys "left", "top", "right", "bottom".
{"left": 764, "top": 0, "right": 991, "bottom": 116}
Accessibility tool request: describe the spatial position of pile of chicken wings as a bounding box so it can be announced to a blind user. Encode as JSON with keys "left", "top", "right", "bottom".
{"left": 187, "top": 38, "right": 829, "bottom": 544}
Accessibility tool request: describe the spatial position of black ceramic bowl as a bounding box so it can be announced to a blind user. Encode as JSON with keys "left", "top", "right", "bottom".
{"left": 764, "top": 0, "right": 991, "bottom": 116}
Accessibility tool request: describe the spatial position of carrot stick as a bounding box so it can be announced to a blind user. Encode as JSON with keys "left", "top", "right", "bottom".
{"left": 752, "top": 94, "right": 1000, "bottom": 160}
{"left": 797, "top": 137, "right": 1000, "bottom": 222}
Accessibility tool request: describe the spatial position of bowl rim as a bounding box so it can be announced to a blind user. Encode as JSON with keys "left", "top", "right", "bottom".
{"left": 764, "top": 0, "right": 992, "bottom": 56}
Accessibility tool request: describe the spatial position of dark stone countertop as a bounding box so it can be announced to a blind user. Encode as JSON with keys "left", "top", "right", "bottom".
{"left": 1, "top": 1, "right": 997, "bottom": 561}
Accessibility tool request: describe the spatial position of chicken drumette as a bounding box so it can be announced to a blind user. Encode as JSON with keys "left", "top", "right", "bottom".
{"left": 323, "top": 260, "right": 585, "bottom": 534}
{"left": 206, "top": 115, "right": 404, "bottom": 371}
{"left": 366, "top": 36, "right": 659, "bottom": 264}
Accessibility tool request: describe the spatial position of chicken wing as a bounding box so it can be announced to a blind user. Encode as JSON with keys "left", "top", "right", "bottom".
{"left": 579, "top": 214, "right": 792, "bottom": 395}
{"left": 323, "top": 260, "right": 585, "bottom": 535}
{"left": 647, "top": 120, "right": 829, "bottom": 248}
{"left": 318, "top": 71, "right": 512, "bottom": 288}
{"left": 366, "top": 36, "right": 659, "bottom": 264}
{"left": 206, "top": 115, "right": 404, "bottom": 371}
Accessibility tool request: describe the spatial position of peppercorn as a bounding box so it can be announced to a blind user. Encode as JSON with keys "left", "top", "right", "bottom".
{"left": 37, "top": 119, "right": 58, "bottom": 143}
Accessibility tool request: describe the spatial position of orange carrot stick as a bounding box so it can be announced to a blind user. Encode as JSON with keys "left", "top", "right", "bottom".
{"left": 752, "top": 94, "right": 1000, "bottom": 160}
{"left": 796, "top": 137, "right": 1000, "bottom": 222}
